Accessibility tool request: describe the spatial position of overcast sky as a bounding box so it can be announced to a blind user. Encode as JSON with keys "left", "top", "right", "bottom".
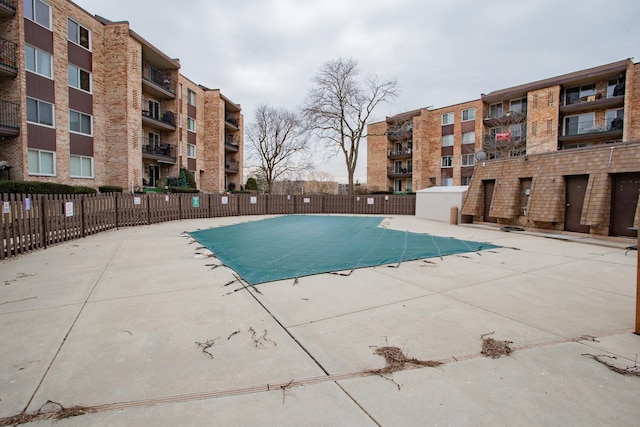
{"left": 73, "top": 0, "right": 640, "bottom": 184}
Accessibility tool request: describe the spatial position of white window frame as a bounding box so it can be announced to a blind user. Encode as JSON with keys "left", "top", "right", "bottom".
{"left": 441, "top": 156, "right": 453, "bottom": 168}
{"left": 510, "top": 98, "right": 527, "bottom": 114}
{"left": 461, "top": 176, "right": 472, "bottom": 186}
{"left": 441, "top": 134, "right": 454, "bottom": 147}
{"left": 70, "top": 155, "right": 94, "bottom": 178}
{"left": 442, "top": 177, "right": 453, "bottom": 187}
{"left": 67, "top": 18, "right": 91, "bottom": 50}
{"left": 187, "top": 89, "right": 196, "bottom": 106}
{"left": 24, "top": 0, "right": 52, "bottom": 30}
{"left": 441, "top": 112, "right": 453, "bottom": 125}
{"left": 187, "top": 143, "right": 196, "bottom": 158}
{"left": 68, "top": 64, "right": 92, "bottom": 93}
{"left": 26, "top": 97, "right": 55, "bottom": 127}
{"left": 489, "top": 102, "right": 503, "bottom": 119}
{"left": 462, "top": 131, "right": 475, "bottom": 144}
{"left": 69, "top": 109, "right": 93, "bottom": 136}
{"left": 462, "top": 108, "right": 476, "bottom": 121}
{"left": 28, "top": 149, "right": 56, "bottom": 176}
{"left": 25, "top": 45, "right": 52, "bottom": 78}
{"left": 187, "top": 117, "right": 196, "bottom": 132}
{"left": 461, "top": 153, "right": 475, "bottom": 167}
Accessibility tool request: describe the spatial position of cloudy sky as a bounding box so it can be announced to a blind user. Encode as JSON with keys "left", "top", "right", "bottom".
{"left": 74, "top": 0, "right": 640, "bottom": 184}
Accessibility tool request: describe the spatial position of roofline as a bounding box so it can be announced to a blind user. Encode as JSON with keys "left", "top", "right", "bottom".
{"left": 482, "top": 59, "right": 632, "bottom": 102}
{"left": 129, "top": 30, "right": 181, "bottom": 70}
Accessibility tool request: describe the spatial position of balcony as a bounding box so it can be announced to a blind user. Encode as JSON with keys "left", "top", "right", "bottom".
{"left": 225, "top": 135, "right": 239, "bottom": 152}
{"left": 141, "top": 139, "right": 176, "bottom": 164}
{"left": 0, "top": 0, "right": 16, "bottom": 17}
{"left": 483, "top": 110, "right": 526, "bottom": 127}
{"left": 560, "top": 94, "right": 625, "bottom": 115}
{"left": 559, "top": 118, "right": 623, "bottom": 143}
{"left": 225, "top": 116, "right": 239, "bottom": 130}
{"left": 387, "top": 166, "right": 412, "bottom": 179}
{"left": 387, "top": 129, "right": 412, "bottom": 141}
{"left": 0, "top": 100, "right": 20, "bottom": 137}
{"left": 388, "top": 148, "right": 412, "bottom": 159}
{"left": 225, "top": 160, "right": 239, "bottom": 174}
{"left": 0, "top": 37, "right": 18, "bottom": 77}
{"left": 142, "top": 62, "right": 176, "bottom": 99}
{"left": 142, "top": 107, "right": 176, "bottom": 132}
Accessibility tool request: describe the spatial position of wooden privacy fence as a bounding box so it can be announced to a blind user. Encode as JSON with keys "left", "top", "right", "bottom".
{"left": 1, "top": 193, "right": 415, "bottom": 260}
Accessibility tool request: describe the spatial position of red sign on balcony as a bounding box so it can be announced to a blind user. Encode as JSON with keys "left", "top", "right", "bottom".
{"left": 495, "top": 132, "right": 511, "bottom": 141}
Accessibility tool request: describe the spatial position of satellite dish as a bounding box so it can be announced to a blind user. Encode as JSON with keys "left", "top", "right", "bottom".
{"left": 475, "top": 151, "right": 487, "bottom": 161}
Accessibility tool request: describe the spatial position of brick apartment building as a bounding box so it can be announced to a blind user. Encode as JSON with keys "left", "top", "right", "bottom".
{"left": 0, "top": 0, "right": 242, "bottom": 192}
{"left": 368, "top": 58, "right": 640, "bottom": 236}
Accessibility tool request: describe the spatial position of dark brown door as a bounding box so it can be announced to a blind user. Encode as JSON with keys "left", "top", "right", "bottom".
{"left": 610, "top": 173, "right": 640, "bottom": 237}
{"left": 483, "top": 180, "right": 497, "bottom": 223}
{"left": 564, "top": 175, "right": 590, "bottom": 233}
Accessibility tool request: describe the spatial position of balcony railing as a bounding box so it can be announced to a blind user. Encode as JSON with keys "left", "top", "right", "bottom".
{"left": 142, "top": 62, "right": 175, "bottom": 95}
{"left": 225, "top": 116, "right": 239, "bottom": 128}
{"left": 0, "top": 0, "right": 16, "bottom": 16}
{"left": 141, "top": 139, "right": 176, "bottom": 163}
{"left": 563, "top": 118, "right": 623, "bottom": 136}
{"left": 0, "top": 99, "right": 20, "bottom": 136}
{"left": 387, "top": 166, "right": 412, "bottom": 178}
{"left": 387, "top": 130, "right": 412, "bottom": 141}
{"left": 388, "top": 148, "right": 412, "bottom": 159}
{"left": 0, "top": 37, "right": 17, "bottom": 73}
{"left": 225, "top": 160, "right": 239, "bottom": 173}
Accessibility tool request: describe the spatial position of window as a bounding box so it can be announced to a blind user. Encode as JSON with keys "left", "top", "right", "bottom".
{"left": 489, "top": 126, "right": 503, "bottom": 140}
{"left": 394, "top": 179, "right": 402, "bottom": 192}
{"left": 510, "top": 123, "right": 526, "bottom": 141}
{"left": 187, "top": 89, "right": 196, "bottom": 106}
{"left": 24, "top": 0, "right": 51, "bottom": 29}
{"left": 28, "top": 149, "right": 55, "bottom": 176}
{"left": 565, "top": 84, "right": 596, "bottom": 105}
{"left": 564, "top": 113, "right": 595, "bottom": 135}
{"left": 148, "top": 100, "right": 160, "bottom": 120}
{"left": 462, "top": 131, "right": 475, "bottom": 144}
{"left": 606, "top": 108, "right": 624, "bottom": 130}
{"left": 607, "top": 76, "right": 625, "bottom": 98}
{"left": 441, "top": 156, "right": 453, "bottom": 168}
{"left": 70, "top": 155, "right": 93, "bottom": 178}
{"left": 441, "top": 112, "right": 453, "bottom": 125}
{"left": 461, "top": 154, "right": 474, "bottom": 167}
{"left": 461, "top": 176, "right": 472, "bottom": 186}
{"left": 510, "top": 98, "right": 527, "bottom": 114}
{"left": 68, "top": 64, "right": 91, "bottom": 92}
{"left": 25, "top": 45, "right": 52, "bottom": 78}
{"left": 179, "top": 84, "right": 183, "bottom": 99}
{"left": 67, "top": 18, "right": 91, "bottom": 50}
{"left": 442, "top": 177, "right": 453, "bottom": 186}
{"left": 187, "top": 117, "right": 196, "bottom": 132}
{"left": 406, "top": 179, "right": 412, "bottom": 192}
{"left": 441, "top": 134, "right": 454, "bottom": 147}
{"left": 187, "top": 143, "right": 196, "bottom": 158}
{"left": 69, "top": 110, "right": 92, "bottom": 135}
{"left": 148, "top": 132, "right": 160, "bottom": 147}
{"left": 26, "top": 97, "right": 54, "bottom": 127}
{"left": 462, "top": 108, "right": 475, "bottom": 121}
{"left": 489, "top": 103, "right": 503, "bottom": 119}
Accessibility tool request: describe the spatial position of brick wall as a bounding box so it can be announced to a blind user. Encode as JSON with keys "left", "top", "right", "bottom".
{"left": 366, "top": 121, "right": 387, "bottom": 191}
{"left": 461, "top": 141, "right": 640, "bottom": 235}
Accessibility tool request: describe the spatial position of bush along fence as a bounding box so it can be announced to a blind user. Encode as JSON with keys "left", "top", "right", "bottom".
{"left": 0, "top": 193, "right": 416, "bottom": 260}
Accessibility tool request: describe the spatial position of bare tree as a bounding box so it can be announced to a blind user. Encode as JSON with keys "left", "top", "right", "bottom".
{"left": 303, "top": 58, "right": 399, "bottom": 194}
{"left": 482, "top": 112, "right": 527, "bottom": 159}
{"left": 246, "top": 104, "right": 312, "bottom": 194}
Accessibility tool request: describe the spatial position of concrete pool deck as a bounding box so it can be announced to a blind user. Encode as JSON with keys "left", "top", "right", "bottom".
{"left": 0, "top": 215, "right": 638, "bottom": 426}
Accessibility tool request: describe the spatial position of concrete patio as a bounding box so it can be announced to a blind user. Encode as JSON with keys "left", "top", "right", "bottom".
{"left": 0, "top": 215, "right": 638, "bottom": 426}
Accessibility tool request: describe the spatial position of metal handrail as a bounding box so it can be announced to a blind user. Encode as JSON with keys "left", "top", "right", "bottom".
{"left": 0, "top": 37, "right": 17, "bottom": 70}
{"left": 0, "top": 99, "right": 20, "bottom": 130}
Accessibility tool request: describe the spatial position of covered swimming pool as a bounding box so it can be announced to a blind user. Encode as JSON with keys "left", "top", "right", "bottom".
{"left": 189, "top": 215, "right": 500, "bottom": 285}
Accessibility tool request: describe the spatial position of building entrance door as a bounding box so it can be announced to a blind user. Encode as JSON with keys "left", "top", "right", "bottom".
{"left": 149, "top": 165, "right": 160, "bottom": 188}
{"left": 610, "top": 173, "right": 640, "bottom": 237}
{"left": 483, "top": 180, "right": 497, "bottom": 223}
{"left": 564, "top": 175, "right": 590, "bottom": 233}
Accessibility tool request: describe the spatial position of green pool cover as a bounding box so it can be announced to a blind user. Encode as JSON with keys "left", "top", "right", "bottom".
{"left": 189, "top": 215, "right": 500, "bottom": 285}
